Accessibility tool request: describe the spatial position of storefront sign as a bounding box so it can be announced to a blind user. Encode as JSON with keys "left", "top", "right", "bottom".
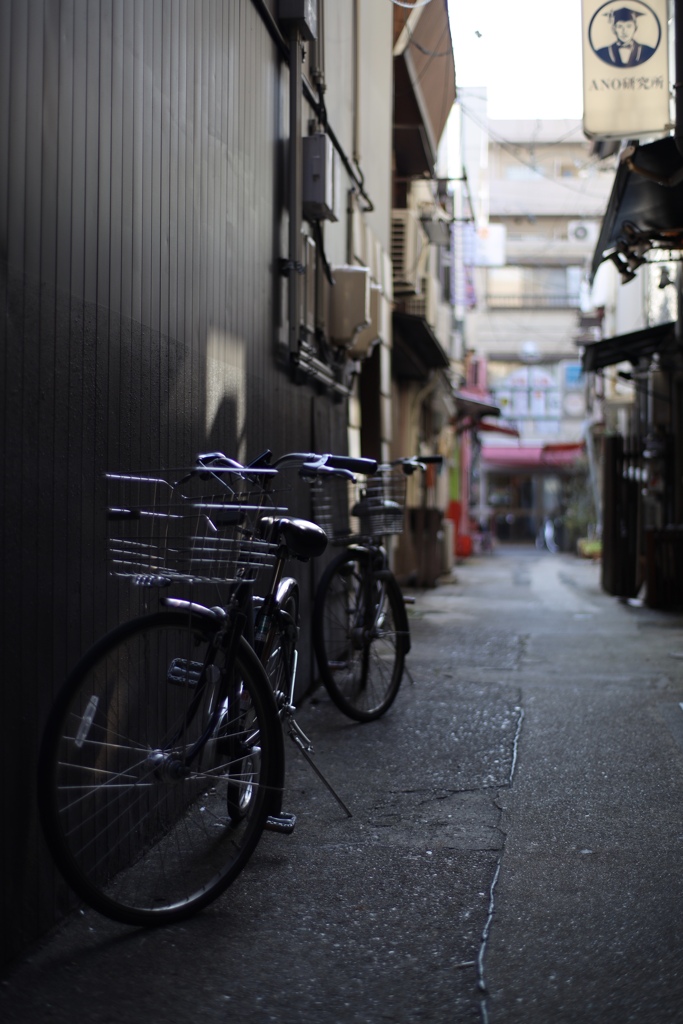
{"left": 582, "top": 0, "right": 671, "bottom": 138}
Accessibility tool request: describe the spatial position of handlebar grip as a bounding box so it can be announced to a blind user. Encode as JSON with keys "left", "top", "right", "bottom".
{"left": 418, "top": 455, "right": 444, "bottom": 466}
{"left": 323, "top": 455, "right": 378, "bottom": 475}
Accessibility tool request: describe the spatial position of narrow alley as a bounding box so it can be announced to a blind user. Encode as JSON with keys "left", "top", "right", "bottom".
{"left": 2, "top": 545, "right": 683, "bottom": 1024}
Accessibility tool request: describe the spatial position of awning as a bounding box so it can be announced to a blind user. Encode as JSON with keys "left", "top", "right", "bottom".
{"left": 392, "top": 1, "right": 456, "bottom": 177}
{"left": 453, "top": 390, "right": 500, "bottom": 420}
{"left": 582, "top": 321, "right": 677, "bottom": 372}
{"left": 392, "top": 312, "right": 450, "bottom": 380}
{"left": 591, "top": 138, "right": 683, "bottom": 283}
{"left": 481, "top": 442, "right": 585, "bottom": 471}
{"left": 452, "top": 390, "right": 501, "bottom": 432}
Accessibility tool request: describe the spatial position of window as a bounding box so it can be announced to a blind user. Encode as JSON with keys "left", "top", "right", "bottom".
{"left": 486, "top": 265, "right": 582, "bottom": 309}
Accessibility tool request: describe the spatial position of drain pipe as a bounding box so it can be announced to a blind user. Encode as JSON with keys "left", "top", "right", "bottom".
{"left": 675, "top": 0, "right": 683, "bottom": 348}
{"left": 676, "top": 0, "right": 683, "bottom": 157}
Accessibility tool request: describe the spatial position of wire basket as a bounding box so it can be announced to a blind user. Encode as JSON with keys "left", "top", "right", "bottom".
{"left": 310, "top": 467, "right": 406, "bottom": 541}
{"left": 106, "top": 468, "right": 283, "bottom": 586}
{"left": 310, "top": 475, "right": 355, "bottom": 544}
{"left": 352, "top": 467, "right": 406, "bottom": 536}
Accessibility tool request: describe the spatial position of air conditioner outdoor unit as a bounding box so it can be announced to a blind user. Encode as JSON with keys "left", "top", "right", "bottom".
{"left": 568, "top": 220, "right": 600, "bottom": 245}
{"left": 328, "top": 266, "right": 370, "bottom": 348}
{"left": 392, "top": 209, "right": 425, "bottom": 295}
{"left": 348, "top": 283, "right": 382, "bottom": 360}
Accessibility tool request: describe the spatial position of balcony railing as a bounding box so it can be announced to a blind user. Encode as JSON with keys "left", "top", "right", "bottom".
{"left": 486, "top": 293, "right": 580, "bottom": 310}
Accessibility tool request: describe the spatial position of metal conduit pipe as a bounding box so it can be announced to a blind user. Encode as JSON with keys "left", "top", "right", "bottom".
{"left": 676, "top": 0, "right": 683, "bottom": 157}
{"left": 249, "top": 0, "right": 374, "bottom": 211}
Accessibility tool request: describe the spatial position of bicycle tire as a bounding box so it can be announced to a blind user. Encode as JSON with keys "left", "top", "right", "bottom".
{"left": 313, "top": 549, "right": 407, "bottom": 722}
{"left": 38, "top": 609, "right": 280, "bottom": 926}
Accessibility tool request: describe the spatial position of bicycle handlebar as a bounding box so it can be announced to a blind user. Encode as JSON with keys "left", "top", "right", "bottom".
{"left": 378, "top": 454, "right": 444, "bottom": 475}
{"left": 306, "top": 454, "right": 378, "bottom": 475}
{"left": 194, "top": 450, "right": 378, "bottom": 481}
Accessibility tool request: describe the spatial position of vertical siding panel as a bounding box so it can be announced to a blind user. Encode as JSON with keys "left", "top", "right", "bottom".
{"left": 183, "top": 2, "right": 193, "bottom": 447}
{"left": 207, "top": 0, "right": 217, "bottom": 343}
{"left": 69, "top": 5, "right": 86, "bottom": 304}
{"left": 197, "top": 0, "right": 208, "bottom": 438}
{"left": 1, "top": 0, "right": 29, "bottom": 963}
{"left": 158, "top": 4, "right": 171, "bottom": 468}
{"left": 117, "top": 0, "right": 135, "bottom": 471}
{"left": 0, "top": 0, "right": 10, "bottom": 263}
{"left": 226, "top": 0, "right": 236, "bottom": 346}
{"left": 130, "top": 2, "right": 143, "bottom": 327}
{"left": 20, "top": 0, "right": 42, "bottom": 699}
{"left": 191, "top": 0, "right": 203, "bottom": 448}
{"left": 172, "top": 0, "right": 187, "bottom": 458}
{"left": 96, "top": 1, "right": 112, "bottom": 313}
{"left": 217, "top": 2, "right": 227, "bottom": 340}
{"left": 67, "top": 4, "right": 88, "bottom": 663}
{"left": 108, "top": 2, "right": 123, "bottom": 317}
{"left": 51, "top": 0, "right": 75, "bottom": 684}
{"left": 1, "top": 0, "right": 352, "bottom": 965}
{"left": 94, "top": 0, "right": 113, "bottom": 650}
{"left": 151, "top": 0, "right": 164, "bottom": 468}
{"left": 0, "top": 0, "right": 10, "bottom": 674}
{"left": 5, "top": 2, "right": 27, "bottom": 273}
{"left": 23, "top": 2, "right": 42, "bottom": 278}
{"left": 108, "top": 0, "right": 124, "bottom": 473}
{"left": 166, "top": 0, "right": 178, "bottom": 459}
{"left": 256, "top": 6, "right": 268, "bottom": 429}
{"left": 82, "top": 3, "right": 100, "bottom": 307}
{"left": 159, "top": 2, "right": 171, "bottom": 345}
{"left": 81, "top": 0, "right": 102, "bottom": 657}
{"left": 38, "top": 1, "right": 59, "bottom": 650}
{"left": 119, "top": 0, "right": 134, "bottom": 323}
{"left": 137, "top": 0, "right": 152, "bottom": 467}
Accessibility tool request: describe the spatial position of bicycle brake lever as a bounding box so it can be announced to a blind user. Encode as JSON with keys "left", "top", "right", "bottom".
{"left": 299, "top": 464, "right": 355, "bottom": 481}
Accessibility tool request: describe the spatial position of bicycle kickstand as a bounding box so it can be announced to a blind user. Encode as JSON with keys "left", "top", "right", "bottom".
{"left": 284, "top": 712, "right": 353, "bottom": 818}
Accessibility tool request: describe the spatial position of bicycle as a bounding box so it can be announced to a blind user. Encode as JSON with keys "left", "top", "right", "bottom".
{"left": 37, "top": 449, "right": 372, "bottom": 927}
{"left": 311, "top": 455, "right": 444, "bottom": 722}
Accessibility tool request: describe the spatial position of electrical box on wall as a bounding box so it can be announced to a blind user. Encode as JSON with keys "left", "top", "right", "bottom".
{"left": 278, "top": 0, "right": 317, "bottom": 40}
{"left": 303, "top": 134, "right": 339, "bottom": 222}
{"left": 329, "top": 266, "right": 370, "bottom": 348}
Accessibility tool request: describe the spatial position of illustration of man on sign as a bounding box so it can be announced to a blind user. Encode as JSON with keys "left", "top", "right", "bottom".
{"left": 595, "top": 6, "right": 657, "bottom": 66}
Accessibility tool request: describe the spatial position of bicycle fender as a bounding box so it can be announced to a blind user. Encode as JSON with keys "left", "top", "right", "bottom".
{"left": 275, "top": 576, "right": 299, "bottom": 615}
{"left": 373, "top": 569, "right": 411, "bottom": 654}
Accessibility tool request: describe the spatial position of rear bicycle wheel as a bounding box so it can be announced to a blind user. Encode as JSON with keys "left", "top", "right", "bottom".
{"left": 38, "top": 609, "right": 279, "bottom": 926}
{"left": 313, "top": 550, "right": 406, "bottom": 722}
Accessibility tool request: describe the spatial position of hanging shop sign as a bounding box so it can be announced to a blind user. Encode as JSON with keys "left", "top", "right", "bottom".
{"left": 582, "top": 0, "right": 671, "bottom": 139}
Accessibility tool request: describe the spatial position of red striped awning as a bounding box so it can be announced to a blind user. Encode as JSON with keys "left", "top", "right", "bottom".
{"left": 481, "top": 442, "right": 585, "bottom": 469}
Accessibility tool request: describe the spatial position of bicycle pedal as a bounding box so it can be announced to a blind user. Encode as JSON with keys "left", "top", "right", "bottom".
{"left": 264, "top": 812, "right": 297, "bottom": 835}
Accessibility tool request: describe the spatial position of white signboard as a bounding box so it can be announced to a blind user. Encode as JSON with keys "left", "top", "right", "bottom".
{"left": 582, "top": 0, "right": 671, "bottom": 139}
{"left": 474, "top": 223, "right": 507, "bottom": 268}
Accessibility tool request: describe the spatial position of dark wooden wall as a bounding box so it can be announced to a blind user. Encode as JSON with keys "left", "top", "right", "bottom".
{"left": 0, "top": 0, "right": 347, "bottom": 965}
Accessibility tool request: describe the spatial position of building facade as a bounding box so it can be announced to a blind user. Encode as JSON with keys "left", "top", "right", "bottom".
{"left": 455, "top": 103, "right": 614, "bottom": 548}
{"left": 0, "top": 0, "right": 406, "bottom": 965}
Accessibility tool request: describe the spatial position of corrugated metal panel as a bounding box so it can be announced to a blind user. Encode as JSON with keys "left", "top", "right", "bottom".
{"left": 0, "top": 0, "right": 347, "bottom": 963}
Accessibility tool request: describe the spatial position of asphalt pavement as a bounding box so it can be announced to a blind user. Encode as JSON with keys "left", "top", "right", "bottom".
{"left": 2, "top": 544, "right": 683, "bottom": 1023}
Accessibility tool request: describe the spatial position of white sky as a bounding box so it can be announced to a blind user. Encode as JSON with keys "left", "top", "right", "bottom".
{"left": 448, "top": 0, "right": 584, "bottom": 119}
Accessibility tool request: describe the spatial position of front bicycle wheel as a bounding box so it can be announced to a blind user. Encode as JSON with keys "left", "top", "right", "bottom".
{"left": 38, "top": 610, "right": 279, "bottom": 926}
{"left": 313, "top": 550, "right": 407, "bottom": 722}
